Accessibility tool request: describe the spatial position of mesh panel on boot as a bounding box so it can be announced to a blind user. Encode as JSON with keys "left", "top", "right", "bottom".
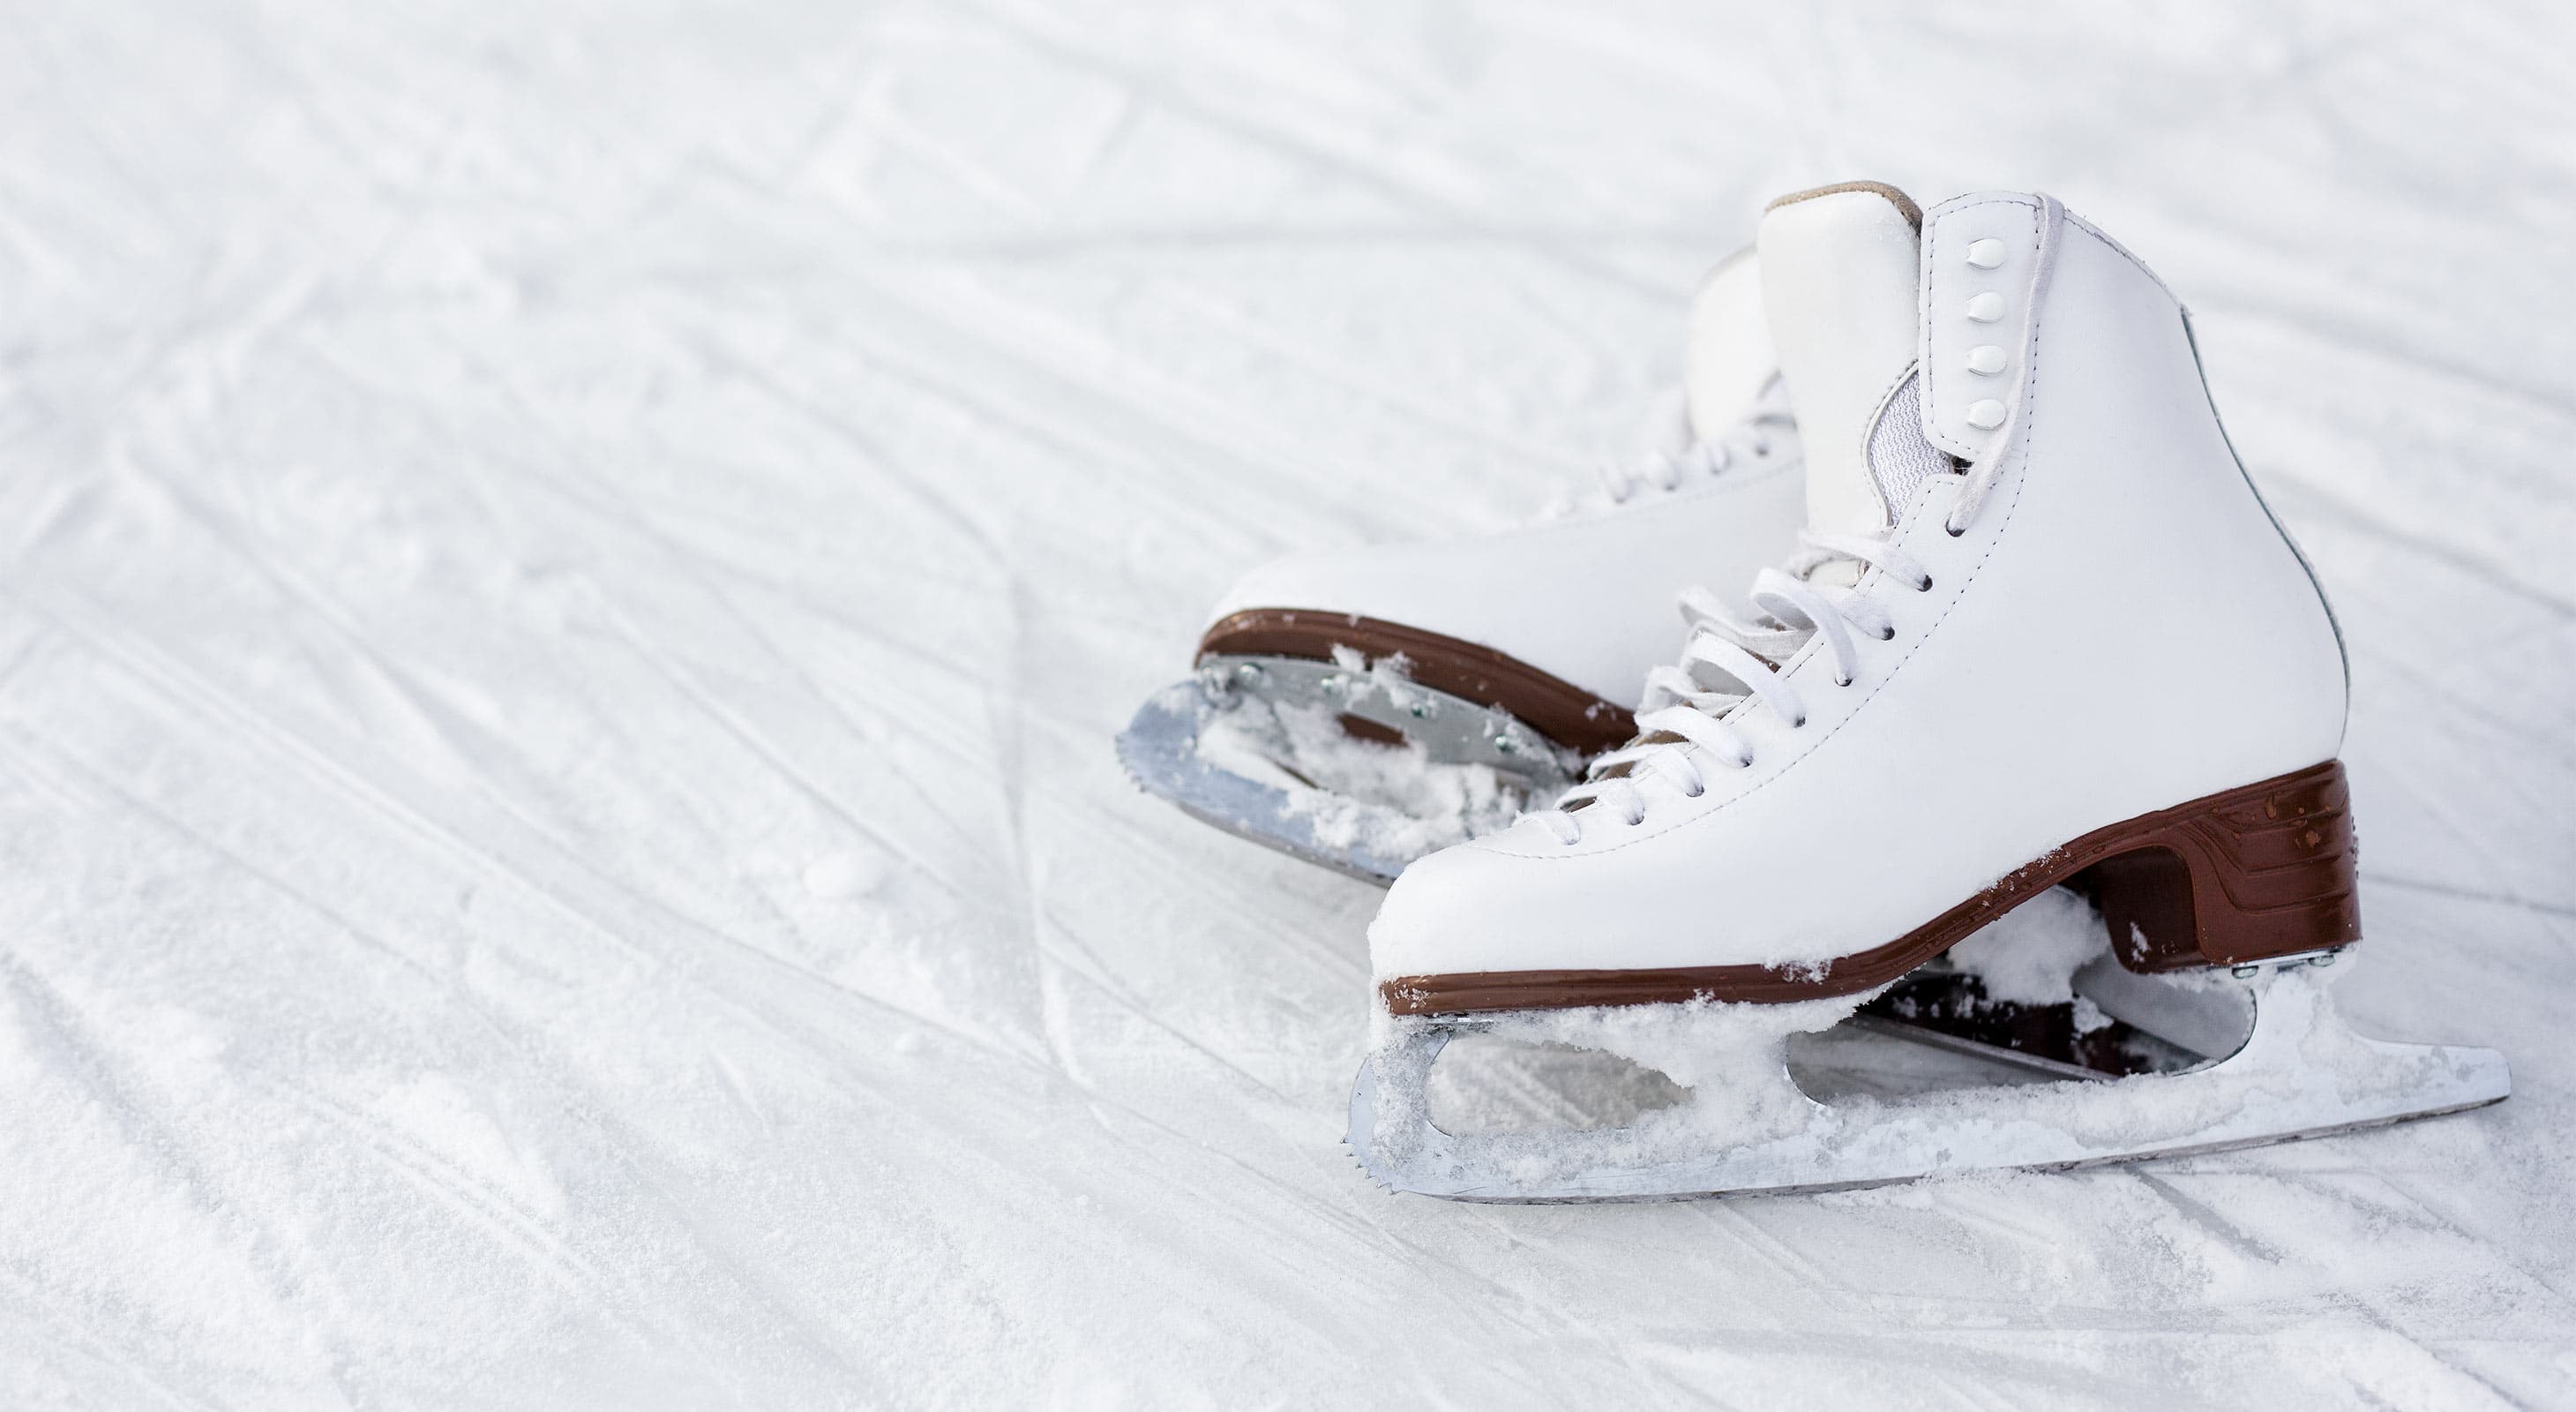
{"left": 1868, "top": 369, "right": 1955, "bottom": 521}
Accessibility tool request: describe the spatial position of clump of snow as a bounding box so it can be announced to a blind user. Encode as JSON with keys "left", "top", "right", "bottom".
{"left": 1486, "top": 991, "right": 1867, "bottom": 1136}
{"left": 1191, "top": 666, "right": 1543, "bottom": 860}
{"left": 1944, "top": 885, "right": 2113, "bottom": 1004}
{"left": 1425, "top": 1036, "right": 1687, "bottom": 1133}
{"left": 1377, "top": 990, "right": 1876, "bottom": 1185}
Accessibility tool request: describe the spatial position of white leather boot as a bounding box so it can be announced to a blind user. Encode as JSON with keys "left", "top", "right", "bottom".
{"left": 1120, "top": 251, "right": 1806, "bottom": 882}
{"left": 1346, "top": 184, "right": 2508, "bottom": 1200}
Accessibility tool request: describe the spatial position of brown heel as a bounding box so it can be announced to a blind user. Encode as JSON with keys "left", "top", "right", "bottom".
{"left": 2077, "top": 760, "right": 2361, "bottom": 973}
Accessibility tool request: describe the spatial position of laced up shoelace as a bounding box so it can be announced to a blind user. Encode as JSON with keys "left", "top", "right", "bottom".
{"left": 1534, "top": 196, "right": 2066, "bottom": 846}
{"left": 1595, "top": 384, "right": 1795, "bottom": 507}
{"left": 1533, "top": 531, "right": 1933, "bottom": 843}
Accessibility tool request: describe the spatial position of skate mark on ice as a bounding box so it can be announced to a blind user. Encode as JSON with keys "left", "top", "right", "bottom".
{"left": 26, "top": 597, "right": 1052, "bottom": 1070}
{"left": 2364, "top": 874, "right": 2576, "bottom": 924}
{"left": 2130, "top": 1172, "right": 2285, "bottom": 1264}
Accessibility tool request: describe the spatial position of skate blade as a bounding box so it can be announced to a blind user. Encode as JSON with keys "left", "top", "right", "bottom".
{"left": 1116, "top": 665, "right": 1570, "bottom": 885}
{"left": 1345, "top": 960, "right": 2510, "bottom": 1202}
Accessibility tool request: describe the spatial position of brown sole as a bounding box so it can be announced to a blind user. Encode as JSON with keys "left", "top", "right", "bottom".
{"left": 1380, "top": 760, "right": 2360, "bottom": 1016}
{"left": 1197, "top": 609, "right": 1637, "bottom": 756}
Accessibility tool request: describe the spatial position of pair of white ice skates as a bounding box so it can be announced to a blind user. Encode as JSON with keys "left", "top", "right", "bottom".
{"left": 1120, "top": 183, "right": 2509, "bottom": 1200}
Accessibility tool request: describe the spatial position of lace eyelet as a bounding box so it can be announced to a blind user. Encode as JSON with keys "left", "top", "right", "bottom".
{"left": 1943, "top": 522, "right": 1965, "bottom": 538}
{"left": 1835, "top": 673, "right": 1853, "bottom": 687}
{"left": 1791, "top": 714, "right": 1807, "bottom": 729}
{"left": 1736, "top": 752, "right": 1755, "bottom": 768}
{"left": 1877, "top": 626, "right": 1895, "bottom": 642}
{"left": 1624, "top": 811, "right": 1645, "bottom": 827}
{"left": 1915, "top": 575, "right": 1933, "bottom": 592}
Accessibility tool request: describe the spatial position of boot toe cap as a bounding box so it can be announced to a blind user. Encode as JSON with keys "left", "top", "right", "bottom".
{"left": 1368, "top": 832, "right": 1586, "bottom": 981}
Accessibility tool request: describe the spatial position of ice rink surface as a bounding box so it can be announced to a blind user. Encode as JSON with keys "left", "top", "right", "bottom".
{"left": 4, "top": 2, "right": 2572, "bottom": 1407}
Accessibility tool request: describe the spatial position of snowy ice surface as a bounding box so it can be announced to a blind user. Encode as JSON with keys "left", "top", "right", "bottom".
{"left": 4, "top": 2, "right": 2573, "bottom": 1408}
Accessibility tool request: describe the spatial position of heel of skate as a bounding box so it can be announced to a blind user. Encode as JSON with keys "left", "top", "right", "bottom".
{"left": 2078, "top": 760, "right": 2360, "bottom": 973}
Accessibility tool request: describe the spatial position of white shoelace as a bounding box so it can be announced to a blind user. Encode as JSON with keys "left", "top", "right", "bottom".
{"left": 1594, "top": 381, "right": 1795, "bottom": 507}
{"left": 1534, "top": 531, "right": 1932, "bottom": 843}
{"left": 1535, "top": 196, "right": 2066, "bottom": 846}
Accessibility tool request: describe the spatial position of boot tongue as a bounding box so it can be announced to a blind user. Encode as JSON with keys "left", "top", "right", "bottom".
{"left": 1756, "top": 182, "right": 1924, "bottom": 541}
{"left": 1681, "top": 248, "right": 1778, "bottom": 439}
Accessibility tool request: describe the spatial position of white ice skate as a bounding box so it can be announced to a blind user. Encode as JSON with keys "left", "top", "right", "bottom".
{"left": 1348, "top": 183, "right": 2510, "bottom": 1199}
{"left": 1118, "top": 252, "right": 1805, "bottom": 882}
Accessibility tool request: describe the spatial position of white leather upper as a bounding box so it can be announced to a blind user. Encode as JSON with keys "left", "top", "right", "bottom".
{"left": 1370, "top": 192, "right": 2349, "bottom": 980}
{"left": 1204, "top": 250, "right": 1807, "bottom": 710}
